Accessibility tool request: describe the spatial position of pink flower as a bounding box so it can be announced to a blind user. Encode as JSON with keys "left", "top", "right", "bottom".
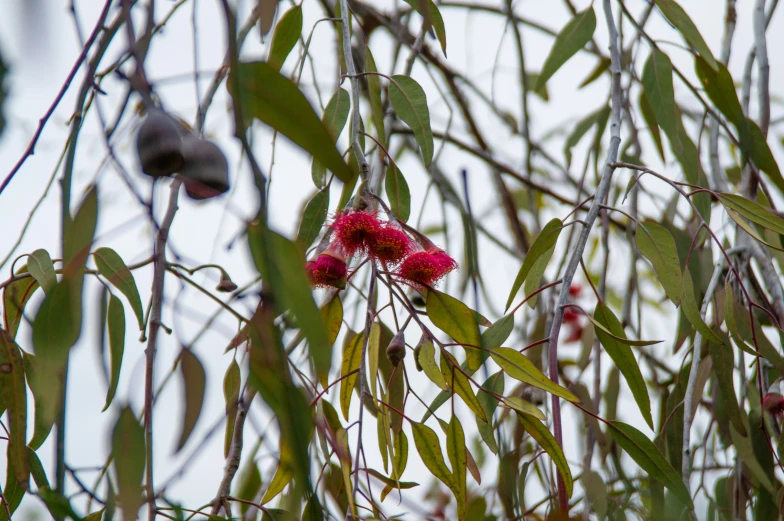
{"left": 395, "top": 247, "right": 457, "bottom": 288}
{"left": 306, "top": 250, "right": 347, "bottom": 289}
{"left": 763, "top": 393, "right": 784, "bottom": 416}
{"left": 331, "top": 211, "right": 382, "bottom": 257}
{"left": 368, "top": 225, "right": 413, "bottom": 265}
{"left": 569, "top": 284, "right": 582, "bottom": 298}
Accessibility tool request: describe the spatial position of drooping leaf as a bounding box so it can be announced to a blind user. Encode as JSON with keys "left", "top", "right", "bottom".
{"left": 607, "top": 420, "right": 693, "bottom": 508}
{"left": 564, "top": 106, "right": 609, "bottom": 167}
{"left": 248, "top": 226, "right": 331, "bottom": 382}
{"left": 62, "top": 185, "right": 98, "bottom": 273}
{"left": 639, "top": 90, "right": 665, "bottom": 161}
{"left": 262, "top": 454, "right": 294, "bottom": 505}
{"left": 656, "top": 0, "right": 718, "bottom": 70}
{"left": 340, "top": 333, "right": 363, "bottom": 420}
{"left": 94, "top": 247, "right": 144, "bottom": 330}
{"left": 535, "top": 7, "right": 596, "bottom": 89}
{"left": 3, "top": 268, "right": 39, "bottom": 338}
{"left": 23, "top": 353, "right": 52, "bottom": 451}
{"left": 394, "top": 430, "right": 408, "bottom": 478}
{"left": 176, "top": 348, "right": 206, "bottom": 451}
{"left": 426, "top": 289, "right": 482, "bottom": 371}
{"left": 446, "top": 416, "right": 467, "bottom": 519}
{"left": 505, "top": 218, "right": 562, "bottom": 310}
{"left": 223, "top": 359, "right": 241, "bottom": 457}
{"left": 102, "top": 295, "right": 125, "bottom": 412}
{"left": 385, "top": 164, "right": 411, "bottom": 222}
{"left": 501, "top": 396, "right": 545, "bottom": 420}
{"left": 708, "top": 334, "right": 745, "bottom": 436}
{"left": 480, "top": 314, "right": 514, "bottom": 350}
{"left": 516, "top": 412, "right": 573, "bottom": 498}
{"left": 312, "top": 88, "right": 351, "bottom": 187}
{"left": 365, "top": 47, "right": 386, "bottom": 146}
{"left": 476, "top": 371, "right": 503, "bottom": 454}
{"left": 582, "top": 470, "right": 607, "bottom": 519}
{"left": 642, "top": 49, "right": 677, "bottom": 144}
{"left": 746, "top": 119, "right": 784, "bottom": 191}
{"left": 112, "top": 407, "right": 146, "bottom": 521}
{"left": 26, "top": 249, "right": 56, "bottom": 294}
{"left": 593, "top": 303, "right": 653, "bottom": 429}
{"left": 729, "top": 422, "right": 775, "bottom": 493}
{"left": 681, "top": 268, "right": 722, "bottom": 345}
{"left": 411, "top": 422, "right": 455, "bottom": 490}
{"left": 389, "top": 75, "right": 434, "bottom": 166}
{"left": 418, "top": 339, "right": 447, "bottom": 390}
{"left": 401, "top": 0, "right": 447, "bottom": 55}
{"left": 440, "top": 351, "right": 486, "bottom": 422}
{"left": 268, "top": 5, "right": 302, "bottom": 72}
{"left": 297, "top": 188, "right": 330, "bottom": 248}
{"left": 0, "top": 329, "right": 28, "bottom": 487}
{"left": 719, "top": 193, "right": 784, "bottom": 237}
{"left": 635, "top": 221, "right": 682, "bottom": 306}
{"left": 583, "top": 313, "right": 662, "bottom": 346}
{"left": 367, "top": 322, "right": 381, "bottom": 401}
{"left": 321, "top": 296, "right": 343, "bottom": 347}
{"left": 229, "top": 62, "right": 352, "bottom": 182}
{"left": 490, "top": 347, "right": 578, "bottom": 402}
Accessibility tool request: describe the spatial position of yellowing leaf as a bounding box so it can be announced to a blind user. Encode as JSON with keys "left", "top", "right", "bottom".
{"left": 490, "top": 347, "right": 578, "bottom": 402}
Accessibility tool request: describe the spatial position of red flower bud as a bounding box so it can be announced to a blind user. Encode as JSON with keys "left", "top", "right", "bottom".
{"left": 368, "top": 225, "right": 413, "bottom": 265}
{"left": 763, "top": 392, "right": 784, "bottom": 416}
{"left": 569, "top": 284, "right": 582, "bottom": 298}
{"left": 331, "top": 211, "right": 383, "bottom": 257}
{"left": 563, "top": 307, "right": 580, "bottom": 324}
{"left": 565, "top": 324, "right": 583, "bottom": 343}
{"left": 305, "top": 250, "right": 347, "bottom": 289}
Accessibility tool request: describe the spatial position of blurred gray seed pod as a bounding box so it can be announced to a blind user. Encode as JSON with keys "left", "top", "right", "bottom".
{"left": 386, "top": 329, "right": 407, "bottom": 367}
{"left": 136, "top": 108, "right": 185, "bottom": 177}
{"left": 179, "top": 135, "right": 230, "bottom": 200}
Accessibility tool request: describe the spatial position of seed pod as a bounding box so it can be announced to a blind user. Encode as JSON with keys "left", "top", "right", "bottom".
{"left": 179, "top": 135, "right": 230, "bottom": 200}
{"left": 136, "top": 108, "right": 185, "bottom": 177}
{"left": 386, "top": 329, "right": 406, "bottom": 367}
{"left": 413, "top": 335, "right": 426, "bottom": 372}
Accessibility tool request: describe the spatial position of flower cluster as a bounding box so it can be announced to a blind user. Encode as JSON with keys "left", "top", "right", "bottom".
{"left": 305, "top": 210, "right": 457, "bottom": 290}
{"left": 562, "top": 284, "right": 584, "bottom": 343}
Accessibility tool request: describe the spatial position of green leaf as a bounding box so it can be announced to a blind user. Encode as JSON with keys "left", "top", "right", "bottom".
{"left": 582, "top": 470, "right": 607, "bottom": 519}
{"left": 0, "top": 329, "right": 28, "bottom": 487}
{"left": 592, "top": 303, "right": 653, "bottom": 429}
{"left": 321, "top": 296, "right": 343, "bottom": 347}
{"left": 583, "top": 312, "right": 662, "bottom": 347}
{"left": 642, "top": 49, "right": 677, "bottom": 137}
{"left": 501, "top": 396, "right": 545, "bottom": 420}
{"left": 490, "top": 347, "right": 578, "bottom": 402}
{"left": 340, "top": 333, "right": 363, "bottom": 420}
{"left": 302, "top": 495, "right": 325, "bottom": 521}
{"left": 564, "top": 106, "right": 609, "bottom": 167}
{"left": 694, "top": 58, "right": 744, "bottom": 129}
{"left": 389, "top": 75, "right": 434, "bottom": 166}
{"left": 229, "top": 62, "right": 352, "bottom": 182}
{"left": 535, "top": 7, "right": 596, "bottom": 89}
{"left": 480, "top": 314, "right": 514, "bottom": 350}
{"left": 0, "top": 446, "right": 25, "bottom": 519}
{"left": 365, "top": 47, "right": 386, "bottom": 146}
{"left": 719, "top": 193, "right": 784, "bottom": 237}
{"left": 63, "top": 185, "right": 98, "bottom": 272}
{"left": 394, "top": 430, "right": 408, "bottom": 478}
{"left": 262, "top": 450, "right": 294, "bottom": 504}
{"left": 223, "top": 359, "right": 241, "bottom": 458}
{"left": 440, "top": 351, "right": 487, "bottom": 422}
{"left": 708, "top": 338, "right": 746, "bottom": 436}
{"left": 639, "top": 90, "right": 666, "bottom": 162}
{"left": 426, "top": 289, "right": 482, "bottom": 371}
{"left": 401, "top": 0, "right": 447, "bottom": 55}
{"left": 635, "top": 221, "right": 682, "bottom": 306}
{"left": 607, "top": 420, "right": 693, "bottom": 508}
{"left": 312, "top": 88, "right": 351, "bottom": 187}
{"left": 268, "top": 5, "right": 302, "bottom": 72}
{"left": 729, "top": 423, "right": 775, "bottom": 493}
{"left": 418, "top": 339, "right": 447, "bottom": 390}
{"left": 656, "top": 0, "right": 717, "bottom": 70}
{"left": 411, "top": 422, "right": 455, "bottom": 490}
{"left": 367, "top": 323, "right": 381, "bottom": 402}
{"left": 176, "top": 348, "right": 206, "bottom": 451}
{"left": 505, "top": 218, "right": 562, "bottom": 310}
{"left": 385, "top": 164, "right": 411, "bottom": 222}
{"left": 297, "top": 188, "right": 330, "bottom": 248}
{"left": 27, "top": 249, "right": 56, "bottom": 294}
{"left": 746, "top": 119, "right": 784, "bottom": 191}
{"left": 113, "top": 407, "right": 145, "bottom": 521}
{"left": 3, "top": 268, "right": 39, "bottom": 338}
{"left": 365, "top": 468, "right": 419, "bottom": 490}
{"left": 23, "top": 353, "right": 53, "bottom": 450}
{"left": 516, "top": 413, "right": 573, "bottom": 498}
{"left": 476, "top": 371, "right": 503, "bottom": 454}
{"left": 446, "top": 416, "right": 467, "bottom": 519}
{"left": 681, "top": 268, "right": 722, "bottom": 344}
{"left": 248, "top": 226, "right": 331, "bottom": 382}
{"left": 235, "top": 461, "right": 263, "bottom": 515}
{"left": 102, "top": 295, "right": 125, "bottom": 412}
{"left": 94, "top": 247, "right": 144, "bottom": 329}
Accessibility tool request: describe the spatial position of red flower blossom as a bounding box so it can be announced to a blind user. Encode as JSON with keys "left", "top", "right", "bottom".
{"left": 565, "top": 324, "right": 583, "bottom": 343}
{"left": 563, "top": 307, "right": 580, "bottom": 324}
{"left": 368, "top": 225, "right": 413, "bottom": 265}
{"left": 396, "top": 248, "right": 457, "bottom": 288}
{"left": 305, "top": 250, "right": 347, "bottom": 289}
{"left": 331, "top": 211, "right": 382, "bottom": 257}
{"left": 763, "top": 393, "right": 784, "bottom": 416}
{"left": 569, "top": 284, "right": 582, "bottom": 298}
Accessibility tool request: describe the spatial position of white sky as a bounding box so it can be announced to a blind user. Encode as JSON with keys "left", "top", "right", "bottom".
{"left": 0, "top": 0, "right": 783, "bottom": 519}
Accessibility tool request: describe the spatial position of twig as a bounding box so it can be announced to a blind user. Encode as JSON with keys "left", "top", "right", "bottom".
{"left": 544, "top": 0, "right": 622, "bottom": 511}
{"left": 754, "top": 0, "right": 771, "bottom": 136}
{"left": 682, "top": 263, "right": 723, "bottom": 488}
{"left": 210, "top": 389, "right": 254, "bottom": 515}
{"left": 339, "top": 0, "right": 368, "bottom": 175}
{"left": 144, "top": 179, "right": 183, "bottom": 521}
{"left": 707, "top": 0, "right": 735, "bottom": 193}
{"left": 0, "top": 0, "right": 113, "bottom": 197}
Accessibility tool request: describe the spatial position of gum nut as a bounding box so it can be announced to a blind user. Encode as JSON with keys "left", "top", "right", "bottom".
{"left": 180, "top": 136, "right": 230, "bottom": 200}
{"left": 136, "top": 108, "right": 185, "bottom": 177}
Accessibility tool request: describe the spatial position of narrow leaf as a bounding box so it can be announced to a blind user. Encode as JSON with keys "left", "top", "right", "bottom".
{"left": 268, "top": 5, "right": 302, "bottom": 72}
{"left": 27, "top": 249, "right": 56, "bottom": 294}
{"left": 312, "top": 88, "right": 351, "bottom": 186}
{"left": 446, "top": 416, "right": 467, "bottom": 519}
{"left": 506, "top": 218, "right": 562, "bottom": 310}
{"left": 389, "top": 75, "right": 434, "bottom": 166}
{"left": 440, "top": 351, "right": 487, "bottom": 422}
{"left": 656, "top": 0, "right": 718, "bottom": 70}
{"left": 516, "top": 413, "right": 573, "bottom": 498}
{"left": 340, "top": 333, "right": 363, "bottom": 420}
{"left": 426, "top": 289, "right": 482, "bottom": 371}
{"left": 223, "top": 359, "right": 241, "bottom": 457}
{"left": 681, "top": 268, "right": 722, "bottom": 344}
{"left": 113, "top": 407, "right": 146, "bottom": 521}
{"left": 176, "top": 349, "right": 206, "bottom": 451}
{"left": 102, "top": 295, "right": 126, "bottom": 412}
{"left": 411, "top": 422, "right": 455, "bottom": 490}
{"left": 3, "top": 268, "right": 39, "bottom": 338}
{"left": 418, "top": 339, "right": 447, "bottom": 390}
{"left": 94, "top": 247, "right": 144, "bottom": 329}
{"left": 536, "top": 8, "right": 596, "bottom": 89}
{"left": 297, "top": 188, "right": 330, "bottom": 248}
{"left": 635, "top": 221, "right": 682, "bottom": 305}
{"left": 490, "top": 347, "right": 578, "bottom": 402}
{"left": 401, "top": 0, "right": 447, "bottom": 55}
{"left": 385, "top": 164, "right": 411, "bottom": 222}
{"left": 0, "top": 329, "right": 28, "bottom": 487}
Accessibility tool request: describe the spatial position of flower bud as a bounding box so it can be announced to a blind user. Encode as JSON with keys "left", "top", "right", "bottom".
{"left": 305, "top": 249, "right": 347, "bottom": 289}
{"left": 386, "top": 329, "right": 407, "bottom": 367}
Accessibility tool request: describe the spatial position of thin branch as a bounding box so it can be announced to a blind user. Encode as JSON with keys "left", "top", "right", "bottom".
{"left": 339, "top": 0, "right": 368, "bottom": 176}
{"left": 144, "top": 179, "right": 182, "bottom": 521}
{"left": 210, "top": 389, "right": 254, "bottom": 515}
